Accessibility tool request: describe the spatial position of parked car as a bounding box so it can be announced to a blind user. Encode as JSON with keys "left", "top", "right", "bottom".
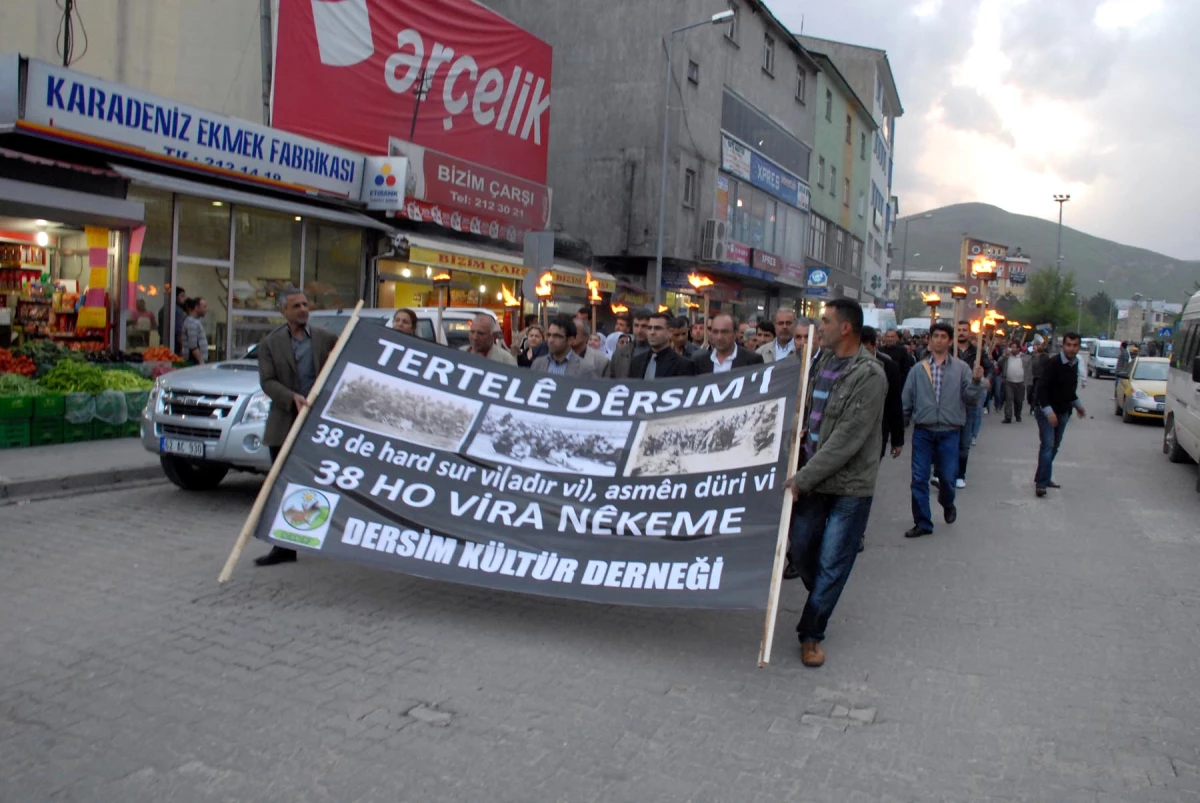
{"left": 1163, "top": 289, "right": 1200, "bottom": 491}
{"left": 1114, "top": 357, "right": 1168, "bottom": 423}
{"left": 141, "top": 307, "right": 499, "bottom": 490}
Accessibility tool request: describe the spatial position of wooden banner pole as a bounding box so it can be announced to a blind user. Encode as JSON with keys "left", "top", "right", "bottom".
{"left": 975, "top": 285, "right": 988, "bottom": 369}
{"left": 217, "top": 300, "right": 365, "bottom": 584}
{"left": 758, "top": 323, "right": 815, "bottom": 667}
{"left": 702, "top": 291, "right": 711, "bottom": 349}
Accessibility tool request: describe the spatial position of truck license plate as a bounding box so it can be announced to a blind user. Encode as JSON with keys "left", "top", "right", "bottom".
{"left": 160, "top": 438, "right": 205, "bottom": 458}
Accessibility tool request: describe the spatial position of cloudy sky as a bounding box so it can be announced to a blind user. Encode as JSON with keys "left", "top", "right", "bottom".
{"left": 771, "top": 0, "right": 1199, "bottom": 260}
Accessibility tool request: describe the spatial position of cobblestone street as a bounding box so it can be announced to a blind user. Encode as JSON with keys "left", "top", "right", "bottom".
{"left": 3, "top": 380, "right": 1200, "bottom": 802}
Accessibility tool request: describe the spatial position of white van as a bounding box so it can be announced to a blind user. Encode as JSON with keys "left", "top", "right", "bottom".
{"left": 862, "top": 307, "right": 898, "bottom": 334}
{"left": 1163, "top": 290, "right": 1200, "bottom": 491}
{"left": 1088, "top": 339, "right": 1122, "bottom": 378}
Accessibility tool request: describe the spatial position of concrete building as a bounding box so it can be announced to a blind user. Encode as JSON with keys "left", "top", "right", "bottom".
{"left": 799, "top": 36, "right": 902, "bottom": 305}
{"left": 801, "top": 48, "right": 876, "bottom": 307}
{"left": 1115, "top": 299, "right": 1183, "bottom": 342}
{"left": 0, "top": 0, "right": 266, "bottom": 123}
{"left": 483, "top": 0, "right": 820, "bottom": 319}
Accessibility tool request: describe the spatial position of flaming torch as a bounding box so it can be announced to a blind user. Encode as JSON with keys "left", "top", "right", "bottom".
{"left": 586, "top": 269, "right": 603, "bottom": 333}
{"left": 500, "top": 284, "right": 522, "bottom": 308}
{"left": 970, "top": 256, "right": 998, "bottom": 369}
{"left": 534, "top": 270, "right": 554, "bottom": 327}
{"left": 688, "top": 272, "right": 716, "bottom": 346}
{"left": 951, "top": 286, "right": 969, "bottom": 357}
{"left": 431, "top": 271, "right": 452, "bottom": 341}
{"left": 921, "top": 291, "right": 942, "bottom": 328}
{"left": 610, "top": 302, "right": 629, "bottom": 316}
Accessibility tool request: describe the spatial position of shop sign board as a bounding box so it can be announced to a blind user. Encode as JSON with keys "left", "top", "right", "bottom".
{"left": 18, "top": 59, "right": 365, "bottom": 199}
{"left": 750, "top": 249, "right": 782, "bottom": 275}
{"left": 360, "top": 156, "right": 407, "bottom": 210}
{"left": 272, "top": 0, "right": 553, "bottom": 185}
{"left": 724, "top": 241, "right": 750, "bottom": 266}
{"left": 805, "top": 267, "right": 829, "bottom": 297}
{"left": 782, "top": 261, "right": 806, "bottom": 280}
{"left": 720, "top": 134, "right": 810, "bottom": 212}
{"left": 408, "top": 245, "right": 615, "bottom": 292}
{"left": 252, "top": 322, "right": 802, "bottom": 608}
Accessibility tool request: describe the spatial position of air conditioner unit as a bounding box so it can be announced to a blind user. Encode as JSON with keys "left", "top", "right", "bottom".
{"left": 700, "top": 219, "right": 727, "bottom": 261}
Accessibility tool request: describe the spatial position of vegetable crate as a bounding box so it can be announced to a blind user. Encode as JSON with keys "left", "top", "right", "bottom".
{"left": 34, "top": 394, "right": 66, "bottom": 419}
{"left": 0, "top": 419, "right": 31, "bottom": 449}
{"left": 0, "top": 396, "right": 34, "bottom": 420}
{"left": 123, "top": 420, "right": 141, "bottom": 438}
{"left": 30, "top": 418, "right": 64, "bottom": 446}
{"left": 92, "top": 422, "right": 125, "bottom": 440}
{"left": 62, "top": 421, "right": 93, "bottom": 443}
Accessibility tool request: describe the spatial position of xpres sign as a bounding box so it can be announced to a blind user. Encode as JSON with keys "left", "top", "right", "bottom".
{"left": 272, "top": 0, "right": 553, "bottom": 185}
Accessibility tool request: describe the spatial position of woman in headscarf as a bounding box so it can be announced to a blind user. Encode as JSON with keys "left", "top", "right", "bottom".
{"left": 603, "top": 331, "right": 625, "bottom": 358}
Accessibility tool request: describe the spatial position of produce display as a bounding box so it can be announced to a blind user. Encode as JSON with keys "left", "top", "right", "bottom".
{"left": 0, "top": 349, "right": 36, "bottom": 376}
{"left": 101, "top": 370, "right": 154, "bottom": 391}
{"left": 0, "top": 373, "right": 42, "bottom": 396}
{"left": 142, "top": 346, "right": 182, "bottom": 362}
{"left": 38, "top": 361, "right": 108, "bottom": 394}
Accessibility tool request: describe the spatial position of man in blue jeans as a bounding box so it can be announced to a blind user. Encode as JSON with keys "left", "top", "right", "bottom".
{"left": 1034, "top": 332, "right": 1087, "bottom": 496}
{"left": 785, "top": 299, "right": 886, "bottom": 667}
{"left": 902, "top": 322, "right": 986, "bottom": 538}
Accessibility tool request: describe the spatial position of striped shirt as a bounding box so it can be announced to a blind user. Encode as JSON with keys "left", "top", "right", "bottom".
{"left": 804, "top": 356, "right": 851, "bottom": 460}
{"left": 928, "top": 355, "right": 946, "bottom": 401}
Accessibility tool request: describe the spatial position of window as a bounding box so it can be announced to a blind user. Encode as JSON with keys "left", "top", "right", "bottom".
{"left": 304, "top": 222, "right": 362, "bottom": 310}
{"left": 850, "top": 238, "right": 863, "bottom": 277}
{"left": 857, "top": 190, "right": 866, "bottom": 217}
{"left": 860, "top": 131, "right": 867, "bottom": 160}
{"left": 795, "top": 67, "right": 806, "bottom": 103}
{"left": 817, "top": 156, "right": 826, "bottom": 187}
{"left": 825, "top": 89, "right": 833, "bottom": 122}
{"left": 830, "top": 166, "right": 837, "bottom": 196}
{"left": 781, "top": 207, "right": 806, "bottom": 263}
{"left": 683, "top": 168, "right": 697, "bottom": 208}
{"left": 845, "top": 114, "right": 852, "bottom": 144}
{"left": 722, "top": 89, "right": 812, "bottom": 177}
{"left": 687, "top": 60, "right": 699, "bottom": 85}
{"left": 763, "top": 34, "right": 775, "bottom": 75}
{"left": 233, "top": 207, "right": 302, "bottom": 309}
{"left": 725, "top": 4, "right": 739, "bottom": 44}
{"left": 808, "top": 215, "right": 828, "bottom": 263}
{"left": 832, "top": 228, "right": 845, "bottom": 268}
{"left": 843, "top": 177, "right": 851, "bottom": 207}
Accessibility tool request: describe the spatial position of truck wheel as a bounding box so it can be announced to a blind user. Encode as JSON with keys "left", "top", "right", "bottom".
{"left": 160, "top": 455, "right": 229, "bottom": 491}
{"left": 1165, "top": 417, "right": 1193, "bottom": 464}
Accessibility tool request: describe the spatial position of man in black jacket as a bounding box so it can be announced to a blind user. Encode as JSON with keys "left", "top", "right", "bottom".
{"left": 693, "top": 313, "right": 764, "bottom": 374}
{"left": 880, "top": 328, "right": 915, "bottom": 385}
{"left": 1033, "top": 332, "right": 1087, "bottom": 497}
{"left": 630, "top": 311, "right": 698, "bottom": 378}
{"left": 862, "top": 327, "right": 904, "bottom": 461}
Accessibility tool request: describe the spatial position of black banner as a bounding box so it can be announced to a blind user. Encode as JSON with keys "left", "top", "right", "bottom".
{"left": 254, "top": 322, "right": 802, "bottom": 608}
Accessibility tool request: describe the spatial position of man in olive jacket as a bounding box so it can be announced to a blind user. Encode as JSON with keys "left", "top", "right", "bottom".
{"left": 255, "top": 289, "right": 338, "bottom": 567}
{"left": 784, "top": 298, "right": 886, "bottom": 668}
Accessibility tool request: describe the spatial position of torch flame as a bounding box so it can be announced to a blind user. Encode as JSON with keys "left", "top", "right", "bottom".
{"left": 610, "top": 302, "right": 629, "bottom": 314}
{"left": 500, "top": 284, "right": 521, "bottom": 307}
{"left": 431, "top": 272, "right": 451, "bottom": 283}
{"left": 970, "top": 256, "right": 998, "bottom": 279}
{"left": 534, "top": 271, "right": 554, "bottom": 299}
{"left": 657, "top": 304, "right": 671, "bottom": 314}
{"left": 687, "top": 272, "right": 715, "bottom": 291}
{"left": 585, "top": 269, "right": 602, "bottom": 303}
{"left": 921, "top": 291, "right": 942, "bottom": 305}
{"left": 951, "top": 285, "right": 968, "bottom": 298}
{"left": 970, "top": 320, "right": 982, "bottom": 334}
{"left": 996, "top": 328, "right": 1006, "bottom": 337}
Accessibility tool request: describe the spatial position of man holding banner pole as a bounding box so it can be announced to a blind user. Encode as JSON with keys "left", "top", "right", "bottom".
{"left": 253, "top": 289, "right": 339, "bottom": 567}
{"left": 784, "top": 299, "right": 887, "bottom": 668}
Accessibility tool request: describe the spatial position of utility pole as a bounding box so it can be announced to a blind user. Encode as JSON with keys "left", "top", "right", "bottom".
{"left": 896, "top": 212, "right": 932, "bottom": 321}
{"left": 1053, "top": 194, "right": 1070, "bottom": 272}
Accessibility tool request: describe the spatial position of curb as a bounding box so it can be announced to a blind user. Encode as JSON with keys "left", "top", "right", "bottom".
{"left": 0, "top": 465, "right": 166, "bottom": 505}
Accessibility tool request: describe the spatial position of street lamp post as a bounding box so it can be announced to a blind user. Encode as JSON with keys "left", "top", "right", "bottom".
{"left": 653, "top": 9, "right": 735, "bottom": 306}
{"left": 1053, "top": 193, "right": 1070, "bottom": 272}
{"left": 897, "top": 212, "right": 933, "bottom": 321}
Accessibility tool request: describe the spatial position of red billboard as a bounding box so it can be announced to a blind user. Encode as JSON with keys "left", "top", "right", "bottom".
{"left": 271, "top": 0, "right": 553, "bottom": 185}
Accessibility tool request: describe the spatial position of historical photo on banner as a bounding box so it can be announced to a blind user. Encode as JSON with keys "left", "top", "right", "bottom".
{"left": 253, "top": 322, "right": 803, "bottom": 609}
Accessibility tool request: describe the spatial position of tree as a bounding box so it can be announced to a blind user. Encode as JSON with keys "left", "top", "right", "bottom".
{"left": 995, "top": 292, "right": 1020, "bottom": 316}
{"left": 1011, "top": 268, "right": 1078, "bottom": 334}
{"left": 896, "top": 284, "right": 923, "bottom": 321}
{"left": 1086, "top": 291, "right": 1113, "bottom": 325}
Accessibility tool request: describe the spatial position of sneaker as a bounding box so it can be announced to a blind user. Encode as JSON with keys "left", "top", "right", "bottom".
{"left": 904, "top": 525, "right": 933, "bottom": 538}
{"left": 930, "top": 477, "right": 940, "bottom": 488}
{"left": 800, "top": 639, "right": 826, "bottom": 668}
{"left": 1035, "top": 487, "right": 1047, "bottom": 498}
{"left": 1046, "top": 481, "right": 1061, "bottom": 489}
{"left": 971, "top": 438, "right": 978, "bottom": 446}
{"left": 955, "top": 478, "right": 966, "bottom": 489}
{"left": 1002, "top": 418, "right": 1012, "bottom": 424}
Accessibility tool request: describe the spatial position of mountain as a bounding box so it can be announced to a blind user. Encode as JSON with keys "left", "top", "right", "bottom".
{"left": 895, "top": 203, "right": 1200, "bottom": 302}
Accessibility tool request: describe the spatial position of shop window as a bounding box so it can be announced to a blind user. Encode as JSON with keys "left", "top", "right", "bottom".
{"left": 177, "top": 195, "right": 231, "bottom": 261}
{"left": 305, "top": 222, "right": 362, "bottom": 310}
{"left": 175, "top": 262, "right": 230, "bottom": 361}
{"left": 126, "top": 187, "right": 174, "bottom": 341}
{"left": 763, "top": 199, "right": 777, "bottom": 252}
{"left": 233, "top": 207, "right": 303, "bottom": 310}
{"left": 749, "top": 191, "right": 767, "bottom": 249}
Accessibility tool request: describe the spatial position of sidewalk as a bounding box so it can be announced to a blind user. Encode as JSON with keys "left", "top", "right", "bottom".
{"left": 0, "top": 438, "right": 164, "bottom": 503}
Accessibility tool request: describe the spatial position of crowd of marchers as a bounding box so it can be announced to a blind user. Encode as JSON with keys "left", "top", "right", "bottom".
{"left": 257, "top": 290, "right": 1087, "bottom": 670}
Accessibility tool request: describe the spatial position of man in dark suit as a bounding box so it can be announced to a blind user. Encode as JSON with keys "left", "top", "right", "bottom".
{"left": 630, "top": 311, "right": 697, "bottom": 378}
{"left": 255, "top": 289, "right": 339, "bottom": 567}
{"left": 693, "top": 313, "right": 764, "bottom": 374}
{"left": 861, "top": 326, "right": 904, "bottom": 461}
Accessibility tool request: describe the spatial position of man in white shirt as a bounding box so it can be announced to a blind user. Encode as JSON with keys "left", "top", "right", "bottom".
{"left": 693, "top": 314, "right": 764, "bottom": 374}
{"left": 999, "top": 340, "right": 1033, "bottom": 423}
{"left": 462, "top": 314, "right": 516, "bottom": 365}
{"left": 757, "top": 307, "right": 797, "bottom": 363}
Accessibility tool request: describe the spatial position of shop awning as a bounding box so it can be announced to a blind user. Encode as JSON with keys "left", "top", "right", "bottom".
{"left": 0, "top": 176, "right": 145, "bottom": 229}
{"left": 401, "top": 232, "right": 617, "bottom": 292}
{"left": 110, "top": 165, "right": 395, "bottom": 232}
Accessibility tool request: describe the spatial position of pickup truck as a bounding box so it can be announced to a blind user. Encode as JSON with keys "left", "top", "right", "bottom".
{"left": 141, "top": 307, "right": 497, "bottom": 490}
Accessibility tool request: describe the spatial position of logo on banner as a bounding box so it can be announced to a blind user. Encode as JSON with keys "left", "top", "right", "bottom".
{"left": 361, "top": 157, "right": 407, "bottom": 210}
{"left": 270, "top": 484, "right": 340, "bottom": 549}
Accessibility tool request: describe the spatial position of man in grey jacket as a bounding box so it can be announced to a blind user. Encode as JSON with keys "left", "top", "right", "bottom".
{"left": 784, "top": 299, "right": 886, "bottom": 668}
{"left": 901, "top": 321, "right": 986, "bottom": 538}
{"left": 998, "top": 340, "right": 1033, "bottom": 423}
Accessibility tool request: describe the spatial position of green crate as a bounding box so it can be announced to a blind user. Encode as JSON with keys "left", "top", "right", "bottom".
{"left": 124, "top": 390, "right": 150, "bottom": 418}
{"left": 0, "top": 419, "right": 31, "bottom": 449}
{"left": 33, "top": 394, "right": 66, "bottom": 419}
{"left": 30, "top": 418, "right": 64, "bottom": 446}
{"left": 0, "top": 396, "right": 33, "bottom": 419}
{"left": 62, "top": 421, "right": 93, "bottom": 443}
{"left": 92, "top": 421, "right": 124, "bottom": 440}
{"left": 123, "top": 420, "right": 141, "bottom": 438}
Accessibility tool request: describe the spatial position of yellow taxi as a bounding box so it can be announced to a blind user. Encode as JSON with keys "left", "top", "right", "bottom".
{"left": 1115, "top": 357, "right": 1169, "bottom": 423}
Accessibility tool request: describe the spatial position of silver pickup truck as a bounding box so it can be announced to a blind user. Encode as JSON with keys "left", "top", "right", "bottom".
{"left": 141, "top": 307, "right": 495, "bottom": 490}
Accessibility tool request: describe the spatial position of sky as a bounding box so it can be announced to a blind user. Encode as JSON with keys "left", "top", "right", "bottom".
{"left": 770, "top": 0, "right": 1199, "bottom": 260}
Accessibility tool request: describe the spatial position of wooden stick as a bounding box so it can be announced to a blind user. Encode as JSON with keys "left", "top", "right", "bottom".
{"left": 217, "top": 301, "right": 365, "bottom": 584}
{"left": 975, "top": 287, "right": 988, "bottom": 369}
{"left": 702, "top": 292, "right": 711, "bottom": 348}
{"left": 758, "top": 323, "right": 815, "bottom": 667}
{"left": 591, "top": 303, "right": 597, "bottom": 338}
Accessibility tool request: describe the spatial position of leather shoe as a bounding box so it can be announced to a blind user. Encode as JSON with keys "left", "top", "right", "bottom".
{"left": 944, "top": 506, "right": 957, "bottom": 524}
{"left": 904, "top": 525, "right": 933, "bottom": 538}
{"left": 1035, "top": 487, "right": 1047, "bottom": 498}
{"left": 1002, "top": 418, "right": 1012, "bottom": 424}
{"left": 1046, "top": 481, "right": 1061, "bottom": 489}
{"left": 800, "top": 639, "right": 825, "bottom": 668}
{"left": 783, "top": 559, "right": 801, "bottom": 580}
{"left": 254, "top": 546, "right": 297, "bottom": 567}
